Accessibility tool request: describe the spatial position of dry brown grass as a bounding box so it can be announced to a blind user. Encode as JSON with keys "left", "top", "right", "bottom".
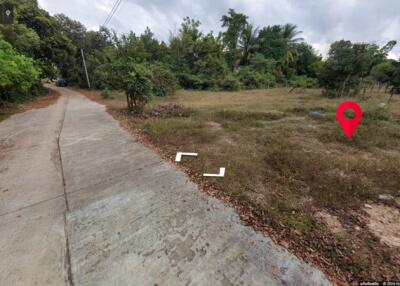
{"left": 80, "top": 87, "right": 400, "bottom": 284}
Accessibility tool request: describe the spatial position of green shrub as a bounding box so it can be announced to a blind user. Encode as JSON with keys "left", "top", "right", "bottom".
{"left": 0, "top": 39, "right": 40, "bottom": 104}
{"left": 219, "top": 75, "right": 241, "bottom": 91}
{"left": 177, "top": 73, "right": 207, "bottom": 89}
{"left": 93, "top": 65, "right": 113, "bottom": 90}
{"left": 100, "top": 88, "right": 110, "bottom": 99}
{"left": 264, "top": 72, "right": 277, "bottom": 88}
{"left": 289, "top": 75, "right": 318, "bottom": 89}
{"left": 238, "top": 67, "right": 265, "bottom": 89}
{"left": 123, "top": 63, "right": 153, "bottom": 113}
{"left": 363, "top": 108, "right": 392, "bottom": 122}
{"left": 151, "top": 63, "right": 177, "bottom": 96}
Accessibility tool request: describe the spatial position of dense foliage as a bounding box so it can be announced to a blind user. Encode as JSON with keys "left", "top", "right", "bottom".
{"left": 0, "top": 1, "right": 399, "bottom": 107}
{"left": 0, "top": 38, "right": 40, "bottom": 104}
{"left": 318, "top": 40, "right": 397, "bottom": 97}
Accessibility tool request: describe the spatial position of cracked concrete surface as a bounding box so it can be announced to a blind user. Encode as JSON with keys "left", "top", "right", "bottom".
{"left": 0, "top": 87, "right": 331, "bottom": 286}
{"left": 0, "top": 95, "right": 68, "bottom": 285}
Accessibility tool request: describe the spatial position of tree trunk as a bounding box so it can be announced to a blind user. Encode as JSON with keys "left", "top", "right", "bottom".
{"left": 387, "top": 89, "right": 394, "bottom": 104}
{"left": 340, "top": 74, "right": 351, "bottom": 97}
{"left": 126, "top": 94, "right": 131, "bottom": 111}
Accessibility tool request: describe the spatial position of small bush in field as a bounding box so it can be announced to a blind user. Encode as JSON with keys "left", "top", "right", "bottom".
{"left": 238, "top": 67, "right": 265, "bottom": 89}
{"left": 123, "top": 64, "right": 153, "bottom": 113}
{"left": 148, "top": 104, "right": 193, "bottom": 118}
{"left": 363, "top": 108, "right": 392, "bottom": 121}
{"left": 219, "top": 75, "right": 241, "bottom": 91}
{"left": 289, "top": 75, "right": 318, "bottom": 89}
{"left": 177, "top": 73, "right": 203, "bottom": 89}
{"left": 152, "top": 63, "right": 177, "bottom": 97}
{"left": 100, "top": 88, "right": 110, "bottom": 99}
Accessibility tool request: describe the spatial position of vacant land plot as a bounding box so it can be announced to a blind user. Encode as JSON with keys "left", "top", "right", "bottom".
{"left": 80, "top": 88, "right": 400, "bottom": 284}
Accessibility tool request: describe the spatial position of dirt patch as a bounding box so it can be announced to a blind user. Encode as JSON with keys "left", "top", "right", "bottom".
{"left": 315, "top": 211, "right": 345, "bottom": 235}
{"left": 19, "top": 89, "right": 60, "bottom": 112}
{"left": 0, "top": 88, "right": 60, "bottom": 123}
{"left": 365, "top": 204, "right": 400, "bottom": 248}
{"left": 205, "top": 121, "right": 223, "bottom": 130}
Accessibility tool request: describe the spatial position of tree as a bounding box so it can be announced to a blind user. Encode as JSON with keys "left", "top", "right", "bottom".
{"left": 13, "top": 0, "right": 76, "bottom": 79}
{"left": 380, "top": 60, "right": 400, "bottom": 103}
{"left": 281, "top": 24, "right": 303, "bottom": 44}
{"left": 54, "top": 14, "right": 86, "bottom": 47}
{"left": 239, "top": 24, "right": 259, "bottom": 66}
{"left": 139, "top": 27, "right": 169, "bottom": 62}
{"left": 151, "top": 63, "right": 177, "bottom": 97}
{"left": 0, "top": 23, "right": 40, "bottom": 57}
{"left": 169, "top": 18, "right": 229, "bottom": 90}
{"left": 122, "top": 63, "right": 153, "bottom": 113}
{"left": 280, "top": 24, "right": 303, "bottom": 79}
{"left": 257, "top": 25, "right": 285, "bottom": 61}
{"left": 221, "top": 9, "right": 249, "bottom": 71}
{"left": 318, "top": 40, "right": 394, "bottom": 97}
{"left": 371, "top": 60, "right": 396, "bottom": 90}
{"left": 0, "top": 39, "right": 40, "bottom": 104}
{"left": 293, "top": 43, "right": 320, "bottom": 77}
{"left": 257, "top": 24, "right": 304, "bottom": 80}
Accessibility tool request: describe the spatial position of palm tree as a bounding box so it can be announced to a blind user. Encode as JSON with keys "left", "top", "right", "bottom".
{"left": 281, "top": 24, "right": 303, "bottom": 44}
{"left": 239, "top": 23, "right": 259, "bottom": 66}
{"left": 280, "top": 24, "right": 303, "bottom": 84}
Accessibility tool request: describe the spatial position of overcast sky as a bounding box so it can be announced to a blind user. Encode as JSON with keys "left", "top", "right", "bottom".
{"left": 38, "top": 0, "right": 400, "bottom": 58}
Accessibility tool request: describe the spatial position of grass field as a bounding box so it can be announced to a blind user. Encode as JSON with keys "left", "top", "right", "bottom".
{"left": 81, "top": 88, "right": 400, "bottom": 284}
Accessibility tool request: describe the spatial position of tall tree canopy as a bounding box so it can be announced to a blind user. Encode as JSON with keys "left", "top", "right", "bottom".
{"left": 0, "top": 4, "right": 398, "bottom": 103}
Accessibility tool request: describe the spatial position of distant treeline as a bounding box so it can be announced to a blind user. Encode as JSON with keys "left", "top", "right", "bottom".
{"left": 1, "top": 1, "right": 400, "bottom": 106}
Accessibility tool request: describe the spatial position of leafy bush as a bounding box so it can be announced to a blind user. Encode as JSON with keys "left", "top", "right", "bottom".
{"left": 289, "top": 75, "right": 318, "bottom": 89}
{"left": 151, "top": 63, "right": 177, "bottom": 96}
{"left": 100, "top": 88, "right": 110, "bottom": 99}
{"left": 92, "top": 66, "right": 110, "bottom": 90}
{"left": 123, "top": 63, "right": 153, "bottom": 113}
{"left": 0, "top": 39, "right": 40, "bottom": 104}
{"left": 238, "top": 67, "right": 265, "bottom": 89}
{"left": 177, "top": 73, "right": 207, "bottom": 89}
{"left": 264, "top": 72, "right": 277, "bottom": 88}
{"left": 250, "top": 53, "right": 277, "bottom": 74}
{"left": 363, "top": 109, "right": 392, "bottom": 122}
{"left": 219, "top": 75, "right": 241, "bottom": 91}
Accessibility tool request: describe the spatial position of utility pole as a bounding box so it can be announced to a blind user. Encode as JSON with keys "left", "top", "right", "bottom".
{"left": 80, "top": 48, "right": 91, "bottom": 89}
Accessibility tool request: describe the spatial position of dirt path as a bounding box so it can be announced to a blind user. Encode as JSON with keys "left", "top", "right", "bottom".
{"left": 0, "top": 87, "right": 331, "bottom": 286}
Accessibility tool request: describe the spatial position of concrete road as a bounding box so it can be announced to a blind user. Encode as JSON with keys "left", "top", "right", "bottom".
{"left": 0, "top": 87, "right": 331, "bottom": 286}
{"left": 0, "top": 96, "right": 69, "bottom": 285}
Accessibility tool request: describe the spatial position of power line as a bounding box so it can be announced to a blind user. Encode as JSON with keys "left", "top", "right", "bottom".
{"left": 102, "top": 0, "right": 118, "bottom": 26}
{"left": 102, "top": 0, "right": 123, "bottom": 28}
{"left": 103, "top": 0, "right": 120, "bottom": 27}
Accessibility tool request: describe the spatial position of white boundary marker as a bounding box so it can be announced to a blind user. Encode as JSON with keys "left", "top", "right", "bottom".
{"left": 175, "top": 152, "right": 198, "bottom": 162}
{"left": 203, "top": 167, "right": 225, "bottom": 177}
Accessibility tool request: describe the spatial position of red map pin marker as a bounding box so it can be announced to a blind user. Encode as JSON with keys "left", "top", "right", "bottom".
{"left": 336, "top": 102, "right": 362, "bottom": 138}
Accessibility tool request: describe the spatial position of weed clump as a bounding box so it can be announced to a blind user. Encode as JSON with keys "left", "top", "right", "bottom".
{"left": 215, "top": 110, "right": 286, "bottom": 122}
{"left": 148, "top": 104, "right": 193, "bottom": 118}
{"left": 100, "top": 89, "right": 110, "bottom": 99}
